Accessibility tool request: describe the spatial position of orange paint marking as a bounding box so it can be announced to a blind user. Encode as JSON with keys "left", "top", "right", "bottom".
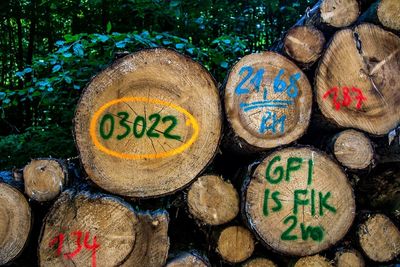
{"left": 89, "top": 97, "right": 199, "bottom": 159}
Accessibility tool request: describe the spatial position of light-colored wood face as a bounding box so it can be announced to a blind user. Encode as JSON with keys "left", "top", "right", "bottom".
{"left": 23, "top": 159, "right": 66, "bottom": 201}
{"left": 243, "top": 258, "right": 277, "bottom": 267}
{"left": 378, "top": 0, "right": 400, "bottom": 31}
{"left": 0, "top": 183, "right": 31, "bottom": 265}
{"left": 39, "top": 192, "right": 169, "bottom": 267}
{"left": 74, "top": 48, "right": 222, "bottom": 197}
{"left": 336, "top": 251, "right": 364, "bottom": 267}
{"left": 284, "top": 26, "right": 325, "bottom": 64}
{"left": 245, "top": 147, "right": 355, "bottom": 256}
{"left": 316, "top": 24, "right": 400, "bottom": 135}
{"left": 294, "top": 255, "right": 333, "bottom": 267}
{"left": 39, "top": 193, "right": 137, "bottom": 267}
{"left": 187, "top": 175, "right": 239, "bottom": 225}
{"left": 333, "top": 130, "right": 373, "bottom": 169}
{"left": 320, "top": 0, "right": 359, "bottom": 28}
{"left": 359, "top": 214, "right": 400, "bottom": 262}
{"left": 224, "top": 52, "right": 312, "bottom": 149}
{"left": 217, "top": 226, "right": 254, "bottom": 263}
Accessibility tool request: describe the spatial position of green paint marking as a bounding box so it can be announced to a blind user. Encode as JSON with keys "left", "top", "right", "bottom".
{"left": 263, "top": 189, "right": 270, "bottom": 216}
{"left": 147, "top": 113, "right": 161, "bottom": 138}
{"left": 265, "top": 155, "right": 283, "bottom": 184}
{"left": 116, "top": 112, "right": 130, "bottom": 140}
{"left": 293, "top": 189, "right": 309, "bottom": 215}
{"left": 162, "top": 115, "right": 181, "bottom": 140}
{"left": 319, "top": 191, "right": 336, "bottom": 216}
{"left": 286, "top": 157, "right": 302, "bottom": 182}
{"left": 133, "top": 115, "right": 146, "bottom": 138}
{"left": 307, "top": 159, "right": 314, "bottom": 185}
{"left": 99, "top": 114, "right": 114, "bottom": 140}
{"left": 281, "top": 215, "right": 298, "bottom": 241}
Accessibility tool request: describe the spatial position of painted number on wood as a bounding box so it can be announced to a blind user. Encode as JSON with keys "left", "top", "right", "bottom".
{"left": 99, "top": 112, "right": 181, "bottom": 141}
{"left": 49, "top": 231, "right": 99, "bottom": 267}
{"left": 323, "top": 86, "right": 367, "bottom": 110}
{"left": 235, "top": 66, "right": 301, "bottom": 134}
{"left": 262, "top": 156, "right": 337, "bottom": 243}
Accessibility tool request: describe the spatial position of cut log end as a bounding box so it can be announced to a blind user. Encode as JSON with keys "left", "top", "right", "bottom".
{"left": 335, "top": 250, "right": 365, "bottom": 267}
{"left": 74, "top": 48, "right": 222, "bottom": 197}
{"left": 284, "top": 26, "right": 325, "bottom": 65}
{"left": 358, "top": 214, "right": 400, "bottom": 262}
{"left": 242, "top": 258, "right": 277, "bottom": 267}
{"left": 377, "top": 0, "right": 400, "bottom": 31}
{"left": 39, "top": 190, "right": 169, "bottom": 267}
{"left": 0, "top": 183, "right": 31, "bottom": 265}
{"left": 316, "top": 23, "right": 400, "bottom": 135}
{"left": 224, "top": 52, "right": 312, "bottom": 150}
{"left": 244, "top": 147, "right": 355, "bottom": 256}
{"left": 217, "top": 226, "right": 255, "bottom": 263}
{"left": 333, "top": 129, "right": 374, "bottom": 169}
{"left": 187, "top": 175, "right": 239, "bottom": 225}
{"left": 294, "top": 255, "right": 333, "bottom": 267}
{"left": 23, "top": 159, "right": 67, "bottom": 202}
{"left": 320, "top": 0, "right": 360, "bottom": 28}
{"left": 166, "top": 251, "right": 210, "bottom": 267}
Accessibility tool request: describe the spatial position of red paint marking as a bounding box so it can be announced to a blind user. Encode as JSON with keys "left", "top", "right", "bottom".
{"left": 323, "top": 86, "right": 366, "bottom": 110}
{"left": 49, "top": 231, "right": 99, "bottom": 267}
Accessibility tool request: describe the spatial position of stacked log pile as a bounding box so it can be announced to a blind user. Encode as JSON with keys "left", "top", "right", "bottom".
{"left": 0, "top": 0, "right": 399, "bottom": 266}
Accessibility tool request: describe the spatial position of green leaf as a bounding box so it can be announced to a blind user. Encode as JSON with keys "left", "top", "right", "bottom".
{"left": 73, "top": 43, "right": 84, "bottom": 57}
{"left": 98, "top": 34, "right": 109, "bottom": 42}
{"left": 220, "top": 61, "right": 229, "bottom": 68}
{"left": 24, "top": 68, "right": 33, "bottom": 73}
{"left": 63, "top": 52, "right": 72, "bottom": 58}
{"left": 170, "top": 0, "right": 180, "bottom": 7}
{"left": 106, "top": 21, "right": 112, "bottom": 33}
{"left": 64, "top": 76, "right": 72, "bottom": 84}
{"left": 115, "top": 41, "right": 126, "bottom": 48}
{"left": 175, "top": 43, "right": 185, "bottom": 49}
{"left": 3, "top": 98, "right": 11, "bottom": 104}
{"left": 52, "top": 65, "right": 62, "bottom": 73}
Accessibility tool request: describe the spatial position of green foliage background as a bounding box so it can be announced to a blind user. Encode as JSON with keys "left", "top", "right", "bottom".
{"left": 0, "top": 0, "right": 315, "bottom": 169}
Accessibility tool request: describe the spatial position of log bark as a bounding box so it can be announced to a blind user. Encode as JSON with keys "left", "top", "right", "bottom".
{"left": 0, "top": 182, "right": 32, "bottom": 265}
{"left": 166, "top": 251, "right": 210, "bottom": 267}
{"left": 187, "top": 174, "right": 239, "bottom": 226}
{"left": 335, "top": 249, "right": 365, "bottom": 267}
{"left": 294, "top": 255, "right": 333, "bottom": 267}
{"left": 358, "top": 214, "right": 400, "bottom": 262}
{"left": 38, "top": 190, "right": 169, "bottom": 267}
{"left": 331, "top": 129, "right": 374, "bottom": 170}
{"left": 216, "top": 225, "right": 255, "bottom": 264}
{"left": 283, "top": 26, "right": 326, "bottom": 68}
{"left": 74, "top": 48, "right": 222, "bottom": 198}
{"left": 243, "top": 147, "right": 355, "bottom": 256}
{"left": 23, "top": 158, "right": 68, "bottom": 202}
{"left": 315, "top": 23, "right": 400, "bottom": 135}
{"left": 242, "top": 258, "right": 277, "bottom": 267}
{"left": 223, "top": 52, "right": 312, "bottom": 152}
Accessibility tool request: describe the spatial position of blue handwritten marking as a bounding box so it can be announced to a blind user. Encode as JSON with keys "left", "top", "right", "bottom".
{"left": 233, "top": 65, "right": 301, "bottom": 135}
{"left": 240, "top": 100, "right": 293, "bottom": 112}
{"left": 259, "top": 111, "right": 286, "bottom": 134}
{"left": 235, "top": 66, "right": 253, "bottom": 95}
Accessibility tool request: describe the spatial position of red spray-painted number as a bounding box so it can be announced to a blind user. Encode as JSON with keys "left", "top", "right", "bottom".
{"left": 323, "top": 87, "right": 367, "bottom": 110}
{"left": 49, "top": 231, "right": 100, "bottom": 267}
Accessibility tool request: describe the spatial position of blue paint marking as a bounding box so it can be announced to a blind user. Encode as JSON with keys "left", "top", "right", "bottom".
{"left": 259, "top": 111, "right": 286, "bottom": 134}
{"left": 233, "top": 65, "right": 301, "bottom": 135}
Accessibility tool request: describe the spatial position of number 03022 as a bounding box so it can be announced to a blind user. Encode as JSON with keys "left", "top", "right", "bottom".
{"left": 99, "top": 112, "right": 181, "bottom": 141}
